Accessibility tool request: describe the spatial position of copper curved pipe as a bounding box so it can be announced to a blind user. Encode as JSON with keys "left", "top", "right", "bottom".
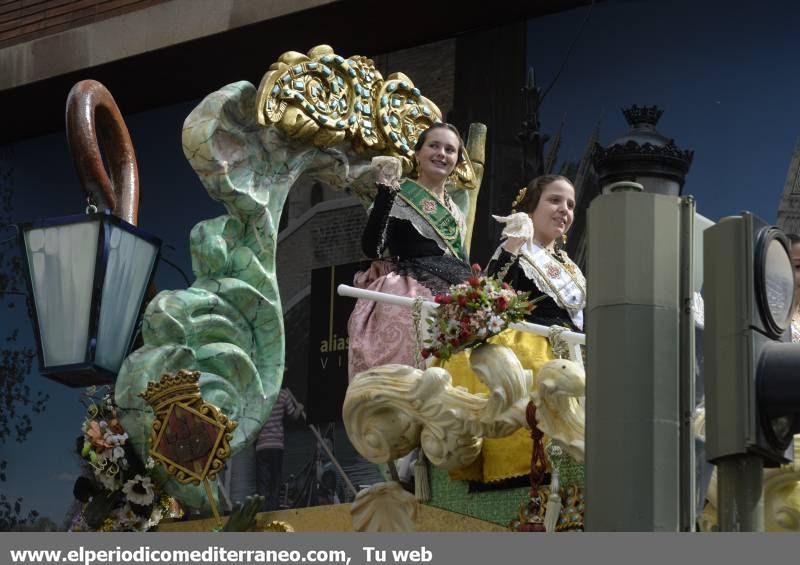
{"left": 66, "top": 80, "right": 139, "bottom": 225}
{"left": 65, "top": 80, "right": 156, "bottom": 310}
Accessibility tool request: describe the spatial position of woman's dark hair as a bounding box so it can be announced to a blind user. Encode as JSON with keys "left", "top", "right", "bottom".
{"left": 414, "top": 122, "right": 465, "bottom": 164}
{"left": 514, "top": 174, "right": 574, "bottom": 214}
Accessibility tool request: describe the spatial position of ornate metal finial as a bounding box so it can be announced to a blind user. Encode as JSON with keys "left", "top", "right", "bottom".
{"left": 593, "top": 104, "right": 693, "bottom": 195}
{"left": 518, "top": 65, "right": 546, "bottom": 185}
{"left": 622, "top": 105, "right": 663, "bottom": 128}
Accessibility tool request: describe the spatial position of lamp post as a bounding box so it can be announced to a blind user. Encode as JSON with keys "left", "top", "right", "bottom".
{"left": 586, "top": 104, "right": 698, "bottom": 531}
{"left": 593, "top": 105, "right": 694, "bottom": 196}
{"left": 18, "top": 80, "right": 160, "bottom": 387}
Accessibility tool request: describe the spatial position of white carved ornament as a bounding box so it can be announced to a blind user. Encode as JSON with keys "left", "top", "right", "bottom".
{"left": 343, "top": 343, "right": 587, "bottom": 469}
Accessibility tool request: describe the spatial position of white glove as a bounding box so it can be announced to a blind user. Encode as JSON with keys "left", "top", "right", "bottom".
{"left": 372, "top": 156, "right": 403, "bottom": 191}
{"left": 492, "top": 212, "right": 533, "bottom": 254}
{"left": 492, "top": 212, "right": 533, "bottom": 239}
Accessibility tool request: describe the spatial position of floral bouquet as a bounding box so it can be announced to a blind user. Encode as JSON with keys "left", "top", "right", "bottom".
{"left": 420, "top": 264, "right": 536, "bottom": 361}
{"left": 69, "top": 387, "right": 181, "bottom": 532}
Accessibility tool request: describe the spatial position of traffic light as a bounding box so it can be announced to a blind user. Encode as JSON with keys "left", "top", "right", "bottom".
{"left": 704, "top": 212, "right": 800, "bottom": 466}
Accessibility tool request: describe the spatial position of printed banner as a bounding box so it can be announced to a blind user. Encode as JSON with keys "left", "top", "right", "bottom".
{"left": 307, "top": 262, "right": 362, "bottom": 424}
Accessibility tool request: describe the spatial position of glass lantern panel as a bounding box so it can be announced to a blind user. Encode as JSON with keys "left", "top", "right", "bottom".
{"left": 24, "top": 220, "right": 100, "bottom": 367}
{"left": 95, "top": 224, "right": 159, "bottom": 372}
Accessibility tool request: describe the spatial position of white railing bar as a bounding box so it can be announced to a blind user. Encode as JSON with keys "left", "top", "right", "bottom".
{"left": 337, "top": 284, "right": 586, "bottom": 346}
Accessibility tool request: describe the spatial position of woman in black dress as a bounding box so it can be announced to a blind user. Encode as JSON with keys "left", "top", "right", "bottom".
{"left": 347, "top": 123, "right": 472, "bottom": 380}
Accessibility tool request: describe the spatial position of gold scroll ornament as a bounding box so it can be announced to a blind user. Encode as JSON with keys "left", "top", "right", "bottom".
{"left": 255, "top": 44, "right": 478, "bottom": 189}
{"left": 140, "top": 369, "right": 237, "bottom": 525}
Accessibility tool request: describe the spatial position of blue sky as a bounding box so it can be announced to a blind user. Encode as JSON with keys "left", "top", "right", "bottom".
{"left": 3, "top": 0, "right": 800, "bottom": 525}
{"left": 527, "top": 0, "right": 800, "bottom": 224}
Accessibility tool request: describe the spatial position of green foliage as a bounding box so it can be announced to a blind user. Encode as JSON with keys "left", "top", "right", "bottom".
{"left": 0, "top": 494, "right": 39, "bottom": 531}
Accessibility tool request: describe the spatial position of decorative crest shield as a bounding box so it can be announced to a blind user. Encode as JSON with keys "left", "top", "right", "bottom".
{"left": 140, "top": 369, "right": 236, "bottom": 524}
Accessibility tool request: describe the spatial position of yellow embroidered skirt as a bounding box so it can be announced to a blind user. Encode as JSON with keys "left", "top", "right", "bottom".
{"left": 439, "top": 329, "right": 553, "bottom": 483}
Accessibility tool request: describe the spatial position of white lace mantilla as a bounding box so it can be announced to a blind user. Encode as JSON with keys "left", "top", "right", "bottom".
{"left": 518, "top": 241, "right": 586, "bottom": 330}
{"left": 389, "top": 194, "right": 466, "bottom": 257}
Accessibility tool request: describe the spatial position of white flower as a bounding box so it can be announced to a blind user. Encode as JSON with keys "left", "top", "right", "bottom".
{"left": 476, "top": 327, "right": 488, "bottom": 339}
{"left": 487, "top": 315, "right": 505, "bottom": 333}
{"left": 104, "top": 432, "right": 128, "bottom": 447}
{"left": 445, "top": 319, "right": 461, "bottom": 336}
{"left": 112, "top": 446, "right": 125, "bottom": 461}
{"left": 122, "top": 474, "right": 155, "bottom": 506}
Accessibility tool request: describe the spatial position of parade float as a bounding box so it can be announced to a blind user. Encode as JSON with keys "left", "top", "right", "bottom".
{"left": 19, "top": 44, "right": 800, "bottom": 532}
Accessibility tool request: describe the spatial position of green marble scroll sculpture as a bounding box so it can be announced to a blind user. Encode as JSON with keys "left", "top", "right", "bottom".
{"left": 114, "top": 44, "right": 486, "bottom": 509}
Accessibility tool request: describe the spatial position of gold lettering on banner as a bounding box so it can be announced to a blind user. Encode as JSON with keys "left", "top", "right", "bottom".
{"left": 320, "top": 335, "right": 350, "bottom": 353}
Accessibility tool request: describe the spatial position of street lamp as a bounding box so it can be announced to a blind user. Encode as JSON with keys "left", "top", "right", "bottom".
{"left": 593, "top": 105, "right": 694, "bottom": 196}
{"left": 18, "top": 79, "right": 161, "bottom": 387}
{"left": 19, "top": 212, "right": 160, "bottom": 386}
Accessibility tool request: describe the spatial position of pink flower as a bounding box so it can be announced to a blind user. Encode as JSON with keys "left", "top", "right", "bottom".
{"left": 86, "top": 421, "right": 112, "bottom": 450}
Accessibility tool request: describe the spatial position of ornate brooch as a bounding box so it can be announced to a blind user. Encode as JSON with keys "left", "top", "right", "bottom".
{"left": 421, "top": 198, "right": 437, "bottom": 214}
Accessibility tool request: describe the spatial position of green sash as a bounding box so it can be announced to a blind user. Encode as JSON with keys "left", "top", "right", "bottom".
{"left": 396, "top": 179, "right": 466, "bottom": 261}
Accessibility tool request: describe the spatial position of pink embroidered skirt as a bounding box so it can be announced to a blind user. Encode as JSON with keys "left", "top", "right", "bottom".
{"left": 347, "top": 260, "right": 432, "bottom": 381}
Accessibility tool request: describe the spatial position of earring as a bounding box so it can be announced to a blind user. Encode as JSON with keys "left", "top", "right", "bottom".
{"left": 561, "top": 233, "right": 568, "bottom": 245}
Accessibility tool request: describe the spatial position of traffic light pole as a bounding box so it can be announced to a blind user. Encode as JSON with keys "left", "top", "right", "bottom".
{"left": 678, "top": 196, "right": 697, "bottom": 531}
{"left": 704, "top": 214, "right": 800, "bottom": 531}
{"left": 586, "top": 188, "right": 695, "bottom": 531}
{"left": 716, "top": 454, "right": 764, "bottom": 531}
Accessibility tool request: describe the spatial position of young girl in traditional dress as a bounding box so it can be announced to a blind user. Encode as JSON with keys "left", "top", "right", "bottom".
{"left": 347, "top": 123, "right": 472, "bottom": 381}
{"left": 434, "top": 175, "right": 586, "bottom": 527}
